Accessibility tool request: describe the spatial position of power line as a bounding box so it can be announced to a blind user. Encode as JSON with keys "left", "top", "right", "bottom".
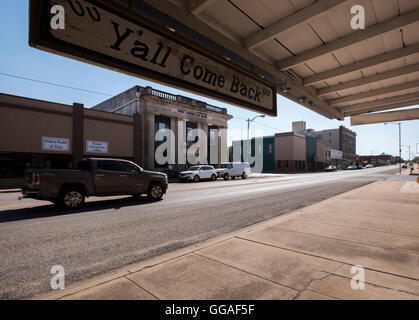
{"left": 254, "top": 120, "right": 286, "bottom": 133}
{"left": 0, "top": 72, "right": 286, "bottom": 132}
{"left": 0, "top": 72, "right": 113, "bottom": 97}
{"left": 231, "top": 116, "right": 285, "bottom": 133}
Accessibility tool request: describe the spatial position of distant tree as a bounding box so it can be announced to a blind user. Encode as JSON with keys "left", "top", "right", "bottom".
{"left": 228, "top": 146, "right": 233, "bottom": 162}
{"left": 413, "top": 157, "right": 419, "bottom": 164}
{"left": 394, "top": 156, "right": 405, "bottom": 163}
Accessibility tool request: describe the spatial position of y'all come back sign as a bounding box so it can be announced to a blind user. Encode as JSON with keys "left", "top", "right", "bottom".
{"left": 29, "top": 0, "right": 277, "bottom": 115}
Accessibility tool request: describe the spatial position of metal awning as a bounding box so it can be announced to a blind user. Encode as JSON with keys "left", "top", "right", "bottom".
{"left": 124, "top": 0, "right": 419, "bottom": 123}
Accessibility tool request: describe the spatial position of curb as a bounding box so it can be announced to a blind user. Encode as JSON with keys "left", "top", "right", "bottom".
{"left": 0, "top": 189, "right": 21, "bottom": 194}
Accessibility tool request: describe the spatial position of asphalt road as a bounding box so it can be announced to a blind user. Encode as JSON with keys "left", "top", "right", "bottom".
{"left": 0, "top": 166, "right": 398, "bottom": 299}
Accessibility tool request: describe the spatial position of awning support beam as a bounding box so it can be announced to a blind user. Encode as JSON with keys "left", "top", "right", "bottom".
{"left": 304, "top": 43, "right": 419, "bottom": 87}
{"left": 338, "top": 92, "right": 419, "bottom": 114}
{"left": 351, "top": 108, "right": 419, "bottom": 125}
{"left": 279, "top": 9, "right": 419, "bottom": 71}
{"left": 317, "top": 63, "right": 419, "bottom": 97}
{"left": 244, "top": 0, "right": 347, "bottom": 50}
{"left": 188, "top": 0, "right": 218, "bottom": 15}
{"left": 328, "top": 80, "right": 419, "bottom": 105}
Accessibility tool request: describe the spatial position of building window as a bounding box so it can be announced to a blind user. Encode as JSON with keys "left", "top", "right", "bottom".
{"left": 268, "top": 144, "right": 272, "bottom": 154}
{"left": 208, "top": 126, "right": 218, "bottom": 146}
{"left": 186, "top": 121, "right": 198, "bottom": 142}
{"left": 154, "top": 115, "right": 171, "bottom": 168}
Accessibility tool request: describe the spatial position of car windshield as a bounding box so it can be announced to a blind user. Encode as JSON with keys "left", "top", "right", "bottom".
{"left": 219, "top": 164, "right": 229, "bottom": 168}
{"left": 188, "top": 166, "right": 201, "bottom": 171}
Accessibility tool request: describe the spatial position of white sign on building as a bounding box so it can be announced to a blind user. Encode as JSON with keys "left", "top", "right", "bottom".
{"left": 86, "top": 140, "right": 109, "bottom": 154}
{"left": 42, "top": 137, "right": 70, "bottom": 151}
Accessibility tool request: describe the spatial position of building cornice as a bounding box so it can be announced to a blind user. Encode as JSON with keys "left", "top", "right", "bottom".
{"left": 142, "top": 95, "right": 233, "bottom": 121}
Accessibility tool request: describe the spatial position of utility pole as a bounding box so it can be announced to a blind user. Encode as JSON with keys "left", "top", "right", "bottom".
{"left": 245, "top": 115, "right": 265, "bottom": 162}
{"left": 385, "top": 122, "right": 401, "bottom": 174}
{"left": 402, "top": 145, "right": 411, "bottom": 162}
{"left": 399, "top": 122, "right": 401, "bottom": 174}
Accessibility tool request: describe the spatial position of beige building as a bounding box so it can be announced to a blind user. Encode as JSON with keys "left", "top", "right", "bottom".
{"left": 274, "top": 132, "right": 307, "bottom": 173}
{"left": 0, "top": 93, "right": 136, "bottom": 185}
{"left": 0, "top": 87, "right": 232, "bottom": 186}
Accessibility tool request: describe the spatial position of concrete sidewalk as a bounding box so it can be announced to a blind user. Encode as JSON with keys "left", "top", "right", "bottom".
{"left": 37, "top": 178, "right": 419, "bottom": 300}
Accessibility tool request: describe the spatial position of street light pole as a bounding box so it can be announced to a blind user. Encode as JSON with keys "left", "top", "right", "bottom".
{"left": 245, "top": 115, "right": 265, "bottom": 162}
{"left": 384, "top": 122, "right": 401, "bottom": 174}
{"left": 399, "top": 122, "right": 401, "bottom": 174}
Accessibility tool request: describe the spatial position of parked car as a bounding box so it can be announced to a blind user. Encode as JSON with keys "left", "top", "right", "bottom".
{"left": 325, "top": 165, "right": 337, "bottom": 172}
{"left": 20, "top": 158, "right": 168, "bottom": 209}
{"left": 365, "top": 164, "right": 374, "bottom": 168}
{"left": 215, "top": 162, "right": 251, "bottom": 180}
{"left": 347, "top": 165, "right": 357, "bottom": 170}
{"left": 179, "top": 165, "right": 217, "bottom": 182}
{"left": 357, "top": 164, "right": 364, "bottom": 169}
{"left": 402, "top": 163, "right": 408, "bottom": 169}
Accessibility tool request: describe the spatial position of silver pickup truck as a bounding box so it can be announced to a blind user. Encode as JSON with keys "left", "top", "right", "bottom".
{"left": 21, "top": 158, "right": 168, "bottom": 209}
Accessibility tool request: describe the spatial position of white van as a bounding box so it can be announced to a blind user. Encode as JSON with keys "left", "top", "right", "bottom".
{"left": 216, "top": 162, "right": 251, "bottom": 180}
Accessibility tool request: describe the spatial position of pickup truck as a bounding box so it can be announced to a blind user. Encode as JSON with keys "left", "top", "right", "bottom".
{"left": 21, "top": 158, "right": 168, "bottom": 209}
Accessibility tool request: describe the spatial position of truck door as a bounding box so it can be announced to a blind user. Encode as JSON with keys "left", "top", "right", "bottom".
{"left": 94, "top": 160, "right": 129, "bottom": 195}
{"left": 115, "top": 161, "right": 147, "bottom": 194}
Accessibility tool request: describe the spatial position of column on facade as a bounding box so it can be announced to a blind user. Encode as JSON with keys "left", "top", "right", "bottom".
{"left": 145, "top": 112, "right": 155, "bottom": 169}
{"left": 170, "top": 117, "right": 178, "bottom": 170}
{"left": 219, "top": 127, "right": 228, "bottom": 164}
{"left": 199, "top": 122, "right": 208, "bottom": 164}
{"left": 177, "top": 119, "right": 186, "bottom": 168}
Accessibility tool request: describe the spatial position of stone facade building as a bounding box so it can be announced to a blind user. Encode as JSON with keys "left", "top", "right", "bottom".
{"left": 93, "top": 86, "right": 232, "bottom": 173}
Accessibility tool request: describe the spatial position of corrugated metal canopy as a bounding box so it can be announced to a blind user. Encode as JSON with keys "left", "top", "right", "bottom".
{"left": 113, "top": 0, "right": 419, "bottom": 122}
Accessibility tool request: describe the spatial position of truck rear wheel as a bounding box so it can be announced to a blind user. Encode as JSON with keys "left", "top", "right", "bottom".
{"left": 223, "top": 173, "right": 229, "bottom": 180}
{"left": 57, "top": 187, "right": 85, "bottom": 209}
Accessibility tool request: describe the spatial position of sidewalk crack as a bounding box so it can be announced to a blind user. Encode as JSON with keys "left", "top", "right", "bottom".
{"left": 124, "top": 276, "right": 160, "bottom": 300}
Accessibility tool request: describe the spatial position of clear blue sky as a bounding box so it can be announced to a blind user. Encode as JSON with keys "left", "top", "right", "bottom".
{"left": 1, "top": 0, "right": 418, "bottom": 159}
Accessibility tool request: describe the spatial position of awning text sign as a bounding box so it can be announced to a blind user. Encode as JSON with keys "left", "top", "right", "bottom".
{"left": 29, "top": 0, "right": 277, "bottom": 115}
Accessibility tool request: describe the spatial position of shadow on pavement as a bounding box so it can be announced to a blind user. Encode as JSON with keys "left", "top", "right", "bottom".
{"left": 0, "top": 196, "right": 159, "bottom": 224}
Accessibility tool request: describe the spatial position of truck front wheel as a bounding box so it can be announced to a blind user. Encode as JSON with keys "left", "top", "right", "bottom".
{"left": 57, "top": 187, "right": 85, "bottom": 209}
{"left": 148, "top": 183, "right": 164, "bottom": 201}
